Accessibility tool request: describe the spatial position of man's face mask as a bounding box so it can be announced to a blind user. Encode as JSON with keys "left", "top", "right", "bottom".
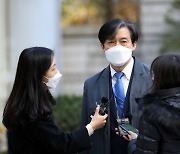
{"left": 44, "top": 70, "right": 62, "bottom": 89}
{"left": 105, "top": 45, "right": 132, "bottom": 66}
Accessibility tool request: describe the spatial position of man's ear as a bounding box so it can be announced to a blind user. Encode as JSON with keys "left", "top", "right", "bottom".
{"left": 132, "top": 42, "right": 137, "bottom": 52}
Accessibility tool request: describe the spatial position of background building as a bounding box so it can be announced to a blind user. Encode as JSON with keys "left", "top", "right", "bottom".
{"left": 0, "top": 0, "right": 175, "bottom": 151}
{"left": 61, "top": 0, "right": 173, "bottom": 95}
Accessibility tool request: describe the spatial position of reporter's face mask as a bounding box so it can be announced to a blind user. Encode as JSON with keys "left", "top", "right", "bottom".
{"left": 44, "top": 71, "right": 62, "bottom": 89}
{"left": 105, "top": 45, "right": 132, "bottom": 66}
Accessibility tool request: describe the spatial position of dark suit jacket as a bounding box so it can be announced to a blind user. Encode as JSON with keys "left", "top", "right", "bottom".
{"left": 80, "top": 57, "right": 152, "bottom": 154}
{"left": 7, "top": 116, "right": 91, "bottom": 154}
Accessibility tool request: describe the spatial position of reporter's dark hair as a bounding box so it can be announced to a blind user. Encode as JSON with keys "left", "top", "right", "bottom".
{"left": 3, "top": 47, "right": 55, "bottom": 130}
{"left": 150, "top": 54, "right": 180, "bottom": 92}
{"left": 98, "top": 18, "right": 138, "bottom": 45}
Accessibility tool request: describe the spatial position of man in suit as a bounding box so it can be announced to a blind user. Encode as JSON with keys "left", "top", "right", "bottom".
{"left": 80, "top": 18, "right": 152, "bottom": 154}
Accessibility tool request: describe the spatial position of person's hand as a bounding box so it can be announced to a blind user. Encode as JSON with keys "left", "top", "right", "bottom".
{"left": 123, "top": 131, "right": 137, "bottom": 141}
{"left": 89, "top": 105, "right": 108, "bottom": 130}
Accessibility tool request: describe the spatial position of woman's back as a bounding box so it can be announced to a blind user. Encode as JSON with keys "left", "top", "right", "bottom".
{"left": 136, "top": 87, "right": 180, "bottom": 153}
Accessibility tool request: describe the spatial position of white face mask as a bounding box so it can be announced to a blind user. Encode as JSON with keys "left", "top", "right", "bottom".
{"left": 105, "top": 45, "right": 132, "bottom": 66}
{"left": 44, "top": 71, "right": 62, "bottom": 89}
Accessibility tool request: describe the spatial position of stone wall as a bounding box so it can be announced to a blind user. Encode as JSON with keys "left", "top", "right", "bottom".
{"left": 0, "top": 0, "right": 8, "bottom": 150}
{"left": 61, "top": 26, "right": 108, "bottom": 95}
{"left": 139, "top": 0, "right": 173, "bottom": 64}
{"left": 61, "top": 0, "right": 174, "bottom": 95}
{"left": 0, "top": 0, "right": 8, "bottom": 117}
{"left": 61, "top": 26, "right": 142, "bottom": 95}
{"left": 0, "top": 0, "right": 174, "bottom": 98}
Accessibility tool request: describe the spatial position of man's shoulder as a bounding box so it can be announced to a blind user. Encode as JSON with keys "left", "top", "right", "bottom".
{"left": 84, "top": 66, "right": 109, "bottom": 83}
{"left": 134, "top": 57, "right": 150, "bottom": 73}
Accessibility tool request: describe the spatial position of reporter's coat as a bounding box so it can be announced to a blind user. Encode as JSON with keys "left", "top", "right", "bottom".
{"left": 7, "top": 116, "right": 91, "bottom": 154}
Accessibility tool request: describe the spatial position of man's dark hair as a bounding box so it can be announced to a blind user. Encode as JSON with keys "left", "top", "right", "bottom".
{"left": 98, "top": 18, "right": 138, "bottom": 45}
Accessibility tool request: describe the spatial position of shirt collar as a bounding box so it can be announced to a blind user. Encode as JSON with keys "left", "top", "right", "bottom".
{"left": 110, "top": 57, "right": 134, "bottom": 80}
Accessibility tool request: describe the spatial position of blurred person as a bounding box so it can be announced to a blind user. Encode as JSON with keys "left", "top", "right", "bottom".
{"left": 80, "top": 18, "right": 152, "bottom": 154}
{"left": 125, "top": 54, "right": 180, "bottom": 154}
{"left": 2, "top": 47, "right": 108, "bottom": 154}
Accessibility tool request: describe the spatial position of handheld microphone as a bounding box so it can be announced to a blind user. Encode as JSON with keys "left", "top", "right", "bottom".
{"left": 90, "top": 97, "right": 109, "bottom": 118}
{"left": 99, "top": 97, "right": 109, "bottom": 115}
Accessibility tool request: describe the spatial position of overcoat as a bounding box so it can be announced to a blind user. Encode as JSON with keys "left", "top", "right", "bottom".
{"left": 7, "top": 116, "right": 91, "bottom": 154}
{"left": 80, "top": 57, "right": 152, "bottom": 154}
{"left": 135, "top": 87, "right": 180, "bottom": 154}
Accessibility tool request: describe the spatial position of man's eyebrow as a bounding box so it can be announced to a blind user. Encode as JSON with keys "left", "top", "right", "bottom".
{"left": 106, "top": 39, "right": 114, "bottom": 41}
{"left": 120, "top": 37, "right": 128, "bottom": 40}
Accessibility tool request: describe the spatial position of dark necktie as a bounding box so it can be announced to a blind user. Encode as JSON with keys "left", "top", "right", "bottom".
{"left": 113, "top": 72, "right": 125, "bottom": 118}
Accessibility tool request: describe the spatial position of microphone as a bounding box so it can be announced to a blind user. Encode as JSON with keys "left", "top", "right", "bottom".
{"left": 99, "top": 97, "right": 109, "bottom": 115}
{"left": 90, "top": 97, "right": 109, "bottom": 118}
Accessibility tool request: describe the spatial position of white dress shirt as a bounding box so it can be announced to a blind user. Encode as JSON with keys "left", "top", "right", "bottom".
{"left": 110, "top": 57, "right": 134, "bottom": 96}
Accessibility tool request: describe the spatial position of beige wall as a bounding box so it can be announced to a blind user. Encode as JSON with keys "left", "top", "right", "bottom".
{"left": 61, "top": 26, "right": 109, "bottom": 95}
{"left": 61, "top": 26, "right": 143, "bottom": 95}
{"left": 0, "top": 0, "right": 8, "bottom": 122}
{"left": 140, "top": 0, "right": 173, "bottom": 64}
{"left": 61, "top": 0, "right": 174, "bottom": 95}
{"left": 0, "top": 0, "right": 8, "bottom": 150}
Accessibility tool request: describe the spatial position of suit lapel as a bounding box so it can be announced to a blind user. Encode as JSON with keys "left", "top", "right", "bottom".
{"left": 99, "top": 66, "right": 111, "bottom": 154}
{"left": 130, "top": 58, "right": 147, "bottom": 101}
{"left": 99, "top": 66, "right": 110, "bottom": 98}
{"left": 99, "top": 66, "right": 117, "bottom": 121}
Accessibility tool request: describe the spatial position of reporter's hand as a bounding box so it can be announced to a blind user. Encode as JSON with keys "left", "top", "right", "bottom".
{"left": 89, "top": 105, "right": 108, "bottom": 130}
{"left": 123, "top": 131, "right": 137, "bottom": 141}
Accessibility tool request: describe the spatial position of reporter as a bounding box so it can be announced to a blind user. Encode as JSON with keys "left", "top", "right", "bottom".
{"left": 123, "top": 54, "right": 180, "bottom": 154}
{"left": 135, "top": 54, "right": 180, "bottom": 153}
{"left": 3, "top": 47, "right": 108, "bottom": 154}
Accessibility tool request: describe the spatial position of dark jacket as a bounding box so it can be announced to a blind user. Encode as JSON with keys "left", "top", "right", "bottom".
{"left": 80, "top": 57, "right": 152, "bottom": 154}
{"left": 135, "top": 87, "right": 180, "bottom": 154}
{"left": 7, "top": 116, "right": 91, "bottom": 154}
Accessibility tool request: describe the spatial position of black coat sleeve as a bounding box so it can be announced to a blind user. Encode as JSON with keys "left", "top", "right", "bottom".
{"left": 27, "top": 117, "right": 91, "bottom": 154}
